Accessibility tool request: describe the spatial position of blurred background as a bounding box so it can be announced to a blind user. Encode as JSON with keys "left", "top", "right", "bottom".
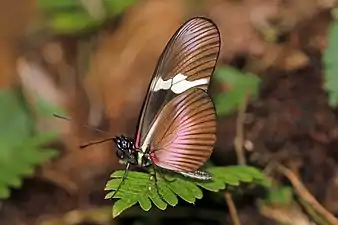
{"left": 1, "top": 0, "right": 338, "bottom": 225}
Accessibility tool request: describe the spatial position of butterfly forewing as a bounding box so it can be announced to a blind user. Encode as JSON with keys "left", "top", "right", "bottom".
{"left": 135, "top": 17, "right": 220, "bottom": 148}
{"left": 147, "top": 88, "right": 217, "bottom": 172}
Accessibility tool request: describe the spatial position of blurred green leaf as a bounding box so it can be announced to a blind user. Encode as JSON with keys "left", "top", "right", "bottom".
{"left": 0, "top": 90, "right": 59, "bottom": 199}
{"left": 37, "top": 0, "right": 81, "bottom": 11}
{"left": 105, "top": 0, "right": 137, "bottom": 15}
{"left": 214, "top": 66, "right": 261, "bottom": 116}
{"left": 48, "top": 11, "right": 102, "bottom": 35}
{"left": 268, "top": 187, "right": 293, "bottom": 204}
{"left": 37, "top": 0, "right": 137, "bottom": 35}
{"left": 0, "top": 91, "right": 31, "bottom": 147}
{"left": 0, "top": 185, "right": 10, "bottom": 199}
{"left": 324, "top": 20, "right": 338, "bottom": 108}
{"left": 105, "top": 165, "right": 270, "bottom": 218}
{"left": 263, "top": 186, "right": 293, "bottom": 205}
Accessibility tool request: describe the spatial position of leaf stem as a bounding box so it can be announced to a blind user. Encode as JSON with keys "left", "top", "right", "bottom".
{"left": 224, "top": 94, "right": 249, "bottom": 225}
{"left": 225, "top": 191, "right": 241, "bottom": 225}
{"left": 234, "top": 94, "right": 248, "bottom": 165}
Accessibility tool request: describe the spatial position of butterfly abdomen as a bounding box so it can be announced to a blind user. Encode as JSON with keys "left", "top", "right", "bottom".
{"left": 179, "top": 170, "right": 212, "bottom": 180}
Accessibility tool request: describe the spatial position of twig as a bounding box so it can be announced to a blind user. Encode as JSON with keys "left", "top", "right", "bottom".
{"left": 225, "top": 192, "right": 241, "bottom": 225}
{"left": 276, "top": 164, "right": 338, "bottom": 225}
{"left": 234, "top": 94, "right": 249, "bottom": 165}
{"left": 298, "top": 198, "right": 331, "bottom": 225}
{"left": 224, "top": 94, "right": 249, "bottom": 225}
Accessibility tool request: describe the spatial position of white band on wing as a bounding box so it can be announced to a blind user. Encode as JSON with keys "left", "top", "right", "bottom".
{"left": 153, "top": 73, "right": 209, "bottom": 94}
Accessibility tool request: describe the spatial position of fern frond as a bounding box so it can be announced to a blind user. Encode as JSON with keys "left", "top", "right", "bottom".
{"left": 0, "top": 91, "right": 58, "bottom": 199}
{"left": 105, "top": 165, "right": 270, "bottom": 217}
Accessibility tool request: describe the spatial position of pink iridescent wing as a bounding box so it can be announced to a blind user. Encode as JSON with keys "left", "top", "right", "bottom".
{"left": 135, "top": 17, "right": 220, "bottom": 148}
{"left": 147, "top": 88, "right": 216, "bottom": 172}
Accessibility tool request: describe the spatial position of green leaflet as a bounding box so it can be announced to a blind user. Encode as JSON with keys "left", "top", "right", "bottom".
{"left": 148, "top": 186, "right": 168, "bottom": 210}
{"left": 195, "top": 178, "right": 225, "bottom": 192}
{"left": 165, "top": 177, "right": 199, "bottom": 204}
{"left": 0, "top": 90, "right": 58, "bottom": 199}
{"left": 138, "top": 195, "right": 152, "bottom": 211}
{"left": 112, "top": 197, "right": 138, "bottom": 218}
{"left": 105, "top": 165, "right": 270, "bottom": 218}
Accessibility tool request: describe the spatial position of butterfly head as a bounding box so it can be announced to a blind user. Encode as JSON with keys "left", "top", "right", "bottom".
{"left": 113, "top": 135, "right": 137, "bottom": 164}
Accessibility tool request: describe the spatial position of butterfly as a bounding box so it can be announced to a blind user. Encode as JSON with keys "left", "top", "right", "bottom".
{"left": 79, "top": 16, "right": 221, "bottom": 198}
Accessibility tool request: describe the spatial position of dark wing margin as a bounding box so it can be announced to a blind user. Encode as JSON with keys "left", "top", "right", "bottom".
{"left": 135, "top": 17, "right": 220, "bottom": 148}
{"left": 153, "top": 16, "right": 221, "bottom": 84}
{"left": 149, "top": 88, "right": 217, "bottom": 172}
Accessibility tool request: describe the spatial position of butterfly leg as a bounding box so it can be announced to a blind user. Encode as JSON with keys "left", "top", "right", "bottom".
{"left": 147, "top": 150, "right": 175, "bottom": 182}
{"left": 151, "top": 167, "right": 166, "bottom": 202}
{"left": 110, "top": 163, "right": 130, "bottom": 199}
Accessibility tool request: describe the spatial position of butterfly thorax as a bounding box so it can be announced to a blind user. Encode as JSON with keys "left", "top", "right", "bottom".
{"left": 135, "top": 150, "right": 152, "bottom": 167}
{"left": 114, "top": 135, "right": 152, "bottom": 167}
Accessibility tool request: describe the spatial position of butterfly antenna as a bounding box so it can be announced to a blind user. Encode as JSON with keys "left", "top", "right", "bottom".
{"left": 53, "top": 113, "right": 109, "bottom": 135}
{"left": 79, "top": 137, "right": 116, "bottom": 149}
{"left": 53, "top": 113, "right": 116, "bottom": 148}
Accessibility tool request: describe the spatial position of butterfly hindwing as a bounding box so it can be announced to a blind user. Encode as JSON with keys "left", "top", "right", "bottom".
{"left": 135, "top": 17, "right": 220, "bottom": 148}
{"left": 143, "top": 88, "right": 217, "bottom": 172}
